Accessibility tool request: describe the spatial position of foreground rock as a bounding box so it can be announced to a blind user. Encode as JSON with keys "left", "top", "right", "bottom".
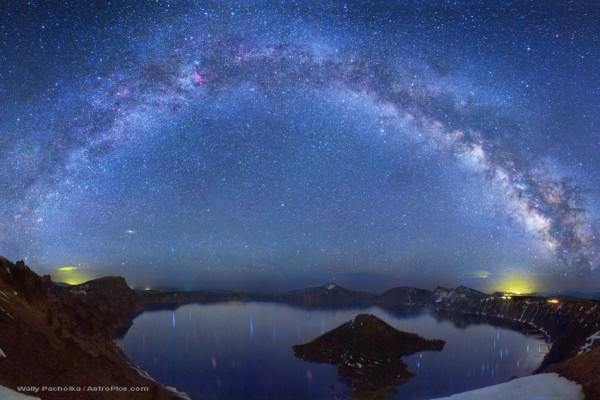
{"left": 546, "top": 345, "right": 600, "bottom": 399}
{"left": 293, "top": 314, "right": 444, "bottom": 393}
{"left": 0, "top": 258, "right": 190, "bottom": 400}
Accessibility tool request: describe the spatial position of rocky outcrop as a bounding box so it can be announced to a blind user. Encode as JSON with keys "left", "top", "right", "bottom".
{"left": 0, "top": 258, "right": 187, "bottom": 400}
{"left": 293, "top": 314, "right": 444, "bottom": 393}
{"left": 545, "top": 345, "right": 600, "bottom": 399}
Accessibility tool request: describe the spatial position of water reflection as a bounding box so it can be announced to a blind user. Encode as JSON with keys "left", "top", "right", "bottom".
{"left": 118, "top": 303, "right": 547, "bottom": 400}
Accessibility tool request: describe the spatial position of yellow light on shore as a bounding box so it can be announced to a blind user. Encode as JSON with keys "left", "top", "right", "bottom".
{"left": 494, "top": 275, "right": 537, "bottom": 295}
{"left": 547, "top": 299, "right": 560, "bottom": 304}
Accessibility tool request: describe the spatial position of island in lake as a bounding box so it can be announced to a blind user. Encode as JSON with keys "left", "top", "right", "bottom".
{"left": 293, "top": 314, "right": 445, "bottom": 395}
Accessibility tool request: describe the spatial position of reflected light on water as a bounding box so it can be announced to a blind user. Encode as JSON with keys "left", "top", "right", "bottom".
{"left": 119, "top": 303, "right": 548, "bottom": 400}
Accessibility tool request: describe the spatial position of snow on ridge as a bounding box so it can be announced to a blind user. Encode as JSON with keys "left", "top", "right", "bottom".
{"left": 0, "top": 385, "right": 41, "bottom": 400}
{"left": 578, "top": 330, "right": 600, "bottom": 355}
{"left": 0, "top": 347, "right": 6, "bottom": 358}
{"left": 325, "top": 283, "right": 336, "bottom": 290}
{"left": 132, "top": 365, "right": 157, "bottom": 383}
{"left": 166, "top": 386, "right": 192, "bottom": 400}
{"left": 433, "top": 288, "right": 449, "bottom": 303}
{"left": 131, "top": 363, "right": 190, "bottom": 399}
{"left": 430, "top": 373, "right": 583, "bottom": 400}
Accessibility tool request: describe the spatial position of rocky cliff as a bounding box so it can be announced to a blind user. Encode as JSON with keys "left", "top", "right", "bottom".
{"left": 431, "top": 292, "right": 600, "bottom": 370}
{"left": 0, "top": 258, "right": 188, "bottom": 400}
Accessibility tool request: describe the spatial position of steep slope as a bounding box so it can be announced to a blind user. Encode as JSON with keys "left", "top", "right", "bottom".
{"left": 436, "top": 294, "right": 600, "bottom": 369}
{"left": 0, "top": 258, "right": 185, "bottom": 400}
{"left": 545, "top": 343, "right": 600, "bottom": 398}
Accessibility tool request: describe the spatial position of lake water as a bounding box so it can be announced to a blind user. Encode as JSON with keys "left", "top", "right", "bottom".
{"left": 118, "top": 302, "right": 548, "bottom": 399}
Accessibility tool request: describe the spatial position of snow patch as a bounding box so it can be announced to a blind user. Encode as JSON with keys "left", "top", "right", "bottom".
{"left": 166, "top": 386, "right": 192, "bottom": 400}
{"left": 0, "top": 347, "right": 6, "bottom": 358}
{"left": 430, "top": 373, "right": 583, "bottom": 400}
{"left": 325, "top": 283, "right": 336, "bottom": 290}
{"left": 0, "top": 385, "right": 40, "bottom": 400}
{"left": 578, "top": 330, "right": 600, "bottom": 355}
{"left": 433, "top": 289, "right": 449, "bottom": 303}
{"left": 131, "top": 365, "right": 157, "bottom": 382}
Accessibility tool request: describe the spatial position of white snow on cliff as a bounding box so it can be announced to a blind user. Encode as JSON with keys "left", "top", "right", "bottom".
{"left": 431, "top": 373, "right": 583, "bottom": 400}
{"left": 0, "top": 386, "right": 40, "bottom": 400}
{"left": 578, "top": 330, "right": 600, "bottom": 355}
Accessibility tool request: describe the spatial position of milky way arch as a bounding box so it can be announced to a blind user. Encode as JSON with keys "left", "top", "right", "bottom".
{"left": 4, "top": 36, "right": 597, "bottom": 275}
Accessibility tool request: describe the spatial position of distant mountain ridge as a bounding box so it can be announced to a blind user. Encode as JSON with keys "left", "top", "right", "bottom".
{"left": 277, "top": 282, "right": 491, "bottom": 307}
{"left": 375, "top": 286, "right": 433, "bottom": 305}
{"left": 280, "top": 282, "right": 375, "bottom": 305}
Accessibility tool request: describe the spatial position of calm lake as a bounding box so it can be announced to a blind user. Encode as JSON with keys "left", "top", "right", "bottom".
{"left": 118, "top": 302, "right": 548, "bottom": 399}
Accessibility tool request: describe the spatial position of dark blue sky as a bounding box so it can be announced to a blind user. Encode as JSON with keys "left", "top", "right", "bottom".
{"left": 0, "top": 1, "right": 598, "bottom": 292}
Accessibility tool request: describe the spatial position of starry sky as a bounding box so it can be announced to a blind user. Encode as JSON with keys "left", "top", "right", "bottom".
{"left": 0, "top": 1, "right": 598, "bottom": 292}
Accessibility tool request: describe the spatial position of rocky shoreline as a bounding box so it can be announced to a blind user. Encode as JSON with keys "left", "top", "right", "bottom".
{"left": 1, "top": 257, "right": 600, "bottom": 399}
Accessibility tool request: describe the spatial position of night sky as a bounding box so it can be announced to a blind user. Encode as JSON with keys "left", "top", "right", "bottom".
{"left": 1, "top": 1, "right": 598, "bottom": 293}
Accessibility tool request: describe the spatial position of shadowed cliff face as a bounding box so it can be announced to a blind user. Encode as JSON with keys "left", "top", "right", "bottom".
{"left": 293, "top": 314, "right": 444, "bottom": 396}
{"left": 0, "top": 258, "right": 184, "bottom": 400}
